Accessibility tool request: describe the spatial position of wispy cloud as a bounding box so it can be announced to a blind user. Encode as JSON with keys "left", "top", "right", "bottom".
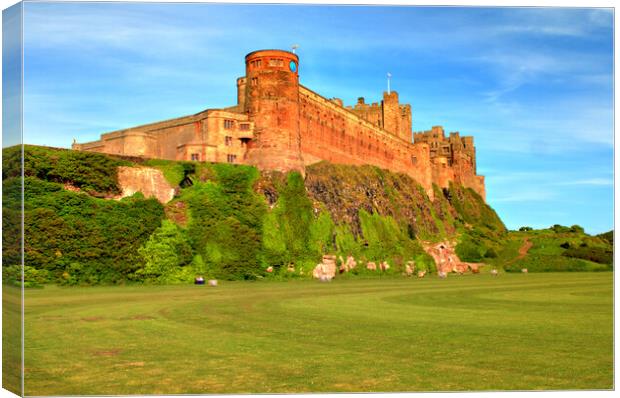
{"left": 556, "top": 178, "right": 614, "bottom": 187}
{"left": 492, "top": 190, "right": 556, "bottom": 203}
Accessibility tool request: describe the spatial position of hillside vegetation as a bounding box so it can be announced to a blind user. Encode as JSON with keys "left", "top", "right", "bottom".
{"left": 2, "top": 146, "right": 612, "bottom": 286}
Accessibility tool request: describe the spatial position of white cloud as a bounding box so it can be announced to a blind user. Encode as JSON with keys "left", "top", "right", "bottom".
{"left": 556, "top": 178, "right": 614, "bottom": 187}
{"left": 492, "top": 189, "right": 556, "bottom": 203}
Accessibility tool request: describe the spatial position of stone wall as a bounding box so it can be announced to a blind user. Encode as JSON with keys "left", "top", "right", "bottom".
{"left": 299, "top": 85, "right": 434, "bottom": 198}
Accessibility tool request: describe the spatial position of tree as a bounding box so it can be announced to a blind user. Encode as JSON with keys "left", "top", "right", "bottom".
{"left": 138, "top": 220, "right": 193, "bottom": 282}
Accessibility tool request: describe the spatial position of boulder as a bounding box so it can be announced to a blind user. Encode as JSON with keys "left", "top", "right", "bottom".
{"left": 405, "top": 263, "right": 414, "bottom": 277}
{"left": 313, "top": 255, "right": 337, "bottom": 281}
{"left": 346, "top": 255, "right": 357, "bottom": 270}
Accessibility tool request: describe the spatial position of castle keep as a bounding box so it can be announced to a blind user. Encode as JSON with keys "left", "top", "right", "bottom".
{"left": 73, "top": 49, "right": 485, "bottom": 200}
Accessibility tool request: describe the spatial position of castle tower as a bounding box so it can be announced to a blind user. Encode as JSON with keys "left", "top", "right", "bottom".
{"left": 243, "top": 49, "right": 304, "bottom": 174}
{"left": 382, "top": 91, "right": 401, "bottom": 137}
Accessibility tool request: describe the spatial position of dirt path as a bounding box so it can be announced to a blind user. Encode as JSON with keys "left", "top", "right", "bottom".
{"left": 518, "top": 238, "right": 533, "bottom": 259}
{"left": 505, "top": 238, "right": 532, "bottom": 266}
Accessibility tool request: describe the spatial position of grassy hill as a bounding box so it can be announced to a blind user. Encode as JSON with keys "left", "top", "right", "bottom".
{"left": 1, "top": 145, "right": 612, "bottom": 286}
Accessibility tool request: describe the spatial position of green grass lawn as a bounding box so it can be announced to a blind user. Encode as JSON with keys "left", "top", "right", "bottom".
{"left": 22, "top": 273, "right": 613, "bottom": 394}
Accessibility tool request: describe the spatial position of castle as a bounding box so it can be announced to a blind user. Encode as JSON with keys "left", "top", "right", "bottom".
{"left": 72, "top": 49, "right": 485, "bottom": 201}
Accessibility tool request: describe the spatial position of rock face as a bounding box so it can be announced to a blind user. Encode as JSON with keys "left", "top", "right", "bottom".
{"left": 423, "top": 241, "right": 483, "bottom": 275}
{"left": 117, "top": 166, "right": 175, "bottom": 203}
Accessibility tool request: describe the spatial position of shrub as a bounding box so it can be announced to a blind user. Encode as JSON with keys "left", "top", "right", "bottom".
{"left": 484, "top": 247, "right": 498, "bottom": 258}
{"left": 187, "top": 164, "right": 266, "bottom": 280}
{"left": 137, "top": 220, "right": 194, "bottom": 283}
{"left": 597, "top": 230, "right": 613, "bottom": 245}
{"left": 2, "top": 265, "right": 51, "bottom": 287}
{"left": 4, "top": 145, "right": 130, "bottom": 195}
{"left": 9, "top": 175, "right": 165, "bottom": 284}
{"left": 570, "top": 225, "right": 585, "bottom": 234}
{"left": 550, "top": 224, "right": 571, "bottom": 233}
{"left": 563, "top": 246, "right": 613, "bottom": 265}
{"left": 456, "top": 239, "right": 484, "bottom": 262}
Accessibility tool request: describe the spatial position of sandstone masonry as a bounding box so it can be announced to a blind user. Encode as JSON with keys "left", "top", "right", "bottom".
{"left": 72, "top": 49, "right": 485, "bottom": 201}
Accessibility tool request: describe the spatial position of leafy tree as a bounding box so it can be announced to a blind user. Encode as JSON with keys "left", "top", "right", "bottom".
{"left": 138, "top": 220, "right": 193, "bottom": 282}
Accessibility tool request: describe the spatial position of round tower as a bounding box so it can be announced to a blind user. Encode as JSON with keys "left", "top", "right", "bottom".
{"left": 243, "top": 49, "right": 304, "bottom": 174}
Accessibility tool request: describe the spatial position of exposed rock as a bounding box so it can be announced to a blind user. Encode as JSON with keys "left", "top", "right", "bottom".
{"left": 63, "top": 182, "right": 81, "bottom": 193}
{"left": 313, "top": 255, "right": 337, "bottom": 281}
{"left": 346, "top": 256, "right": 357, "bottom": 270}
{"left": 422, "top": 240, "right": 484, "bottom": 275}
{"left": 117, "top": 166, "right": 175, "bottom": 203}
{"left": 405, "top": 262, "right": 414, "bottom": 276}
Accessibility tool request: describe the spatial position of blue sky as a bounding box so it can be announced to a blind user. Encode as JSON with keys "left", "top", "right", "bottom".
{"left": 13, "top": 2, "right": 615, "bottom": 234}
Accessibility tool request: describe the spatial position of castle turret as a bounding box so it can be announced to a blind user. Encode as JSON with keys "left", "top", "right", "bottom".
{"left": 243, "top": 49, "right": 304, "bottom": 174}
{"left": 382, "top": 91, "right": 401, "bottom": 137}
{"left": 236, "top": 77, "right": 247, "bottom": 111}
{"left": 382, "top": 91, "right": 412, "bottom": 143}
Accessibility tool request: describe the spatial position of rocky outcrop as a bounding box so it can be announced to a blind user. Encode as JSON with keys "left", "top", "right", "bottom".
{"left": 423, "top": 241, "right": 483, "bottom": 275}
{"left": 313, "top": 255, "right": 337, "bottom": 281}
{"left": 117, "top": 166, "right": 175, "bottom": 203}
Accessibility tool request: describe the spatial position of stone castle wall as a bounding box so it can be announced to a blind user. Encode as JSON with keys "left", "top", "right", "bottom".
{"left": 298, "top": 86, "right": 433, "bottom": 198}
{"left": 73, "top": 49, "right": 486, "bottom": 201}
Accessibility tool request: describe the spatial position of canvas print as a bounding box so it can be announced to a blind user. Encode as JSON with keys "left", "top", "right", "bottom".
{"left": 1, "top": 1, "right": 614, "bottom": 395}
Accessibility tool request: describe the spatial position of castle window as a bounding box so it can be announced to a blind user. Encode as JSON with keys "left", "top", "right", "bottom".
{"left": 225, "top": 136, "right": 233, "bottom": 146}
{"left": 251, "top": 77, "right": 258, "bottom": 86}
{"left": 411, "top": 156, "right": 417, "bottom": 165}
{"left": 269, "top": 58, "right": 284, "bottom": 67}
{"left": 227, "top": 154, "right": 237, "bottom": 163}
{"left": 224, "top": 119, "right": 234, "bottom": 129}
{"left": 191, "top": 153, "right": 200, "bottom": 161}
{"left": 240, "top": 123, "right": 250, "bottom": 131}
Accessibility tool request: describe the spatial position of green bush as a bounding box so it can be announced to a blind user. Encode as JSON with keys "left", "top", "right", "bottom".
{"left": 563, "top": 246, "right": 613, "bottom": 265}
{"left": 4, "top": 145, "right": 129, "bottom": 195}
{"left": 137, "top": 220, "right": 194, "bottom": 283}
{"left": 550, "top": 224, "right": 571, "bottom": 233}
{"left": 456, "top": 238, "right": 484, "bottom": 262}
{"left": 597, "top": 230, "right": 613, "bottom": 245}
{"left": 4, "top": 175, "right": 164, "bottom": 285}
{"left": 186, "top": 164, "right": 266, "bottom": 280}
{"left": 570, "top": 225, "right": 585, "bottom": 234}
{"left": 2, "top": 265, "right": 51, "bottom": 287}
{"left": 484, "top": 247, "right": 498, "bottom": 258}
